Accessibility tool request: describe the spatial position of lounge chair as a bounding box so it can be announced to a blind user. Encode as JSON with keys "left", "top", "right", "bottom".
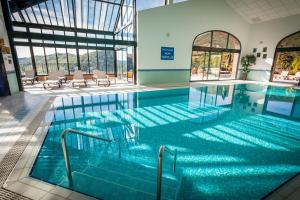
{"left": 277, "top": 71, "right": 289, "bottom": 80}
{"left": 57, "top": 70, "right": 67, "bottom": 83}
{"left": 93, "top": 70, "right": 110, "bottom": 87}
{"left": 22, "top": 70, "right": 36, "bottom": 85}
{"left": 70, "top": 70, "right": 87, "bottom": 87}
{"left": 293, "top": 71, "right": 300, "bottom": 81}
{"left": 43, "top": 72, "right": 62, "bottom": 89}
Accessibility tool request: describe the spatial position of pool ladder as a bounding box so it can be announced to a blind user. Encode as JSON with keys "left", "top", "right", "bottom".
{"left": 61, "top": 128, "right": 113, "bottom": 186}
{"left": 60, "top": 129, "right": 178, "bottom": 200}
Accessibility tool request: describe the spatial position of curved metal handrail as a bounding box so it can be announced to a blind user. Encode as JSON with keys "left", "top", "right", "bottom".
{"left": 60, "top": 128, "right": 112, "bottom": 186}
{"left": 157, "top": 145, "right": 177, "bottom": 200}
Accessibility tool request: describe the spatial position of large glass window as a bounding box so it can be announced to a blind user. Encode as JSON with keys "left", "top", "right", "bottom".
{"left": 15, "top": 46, "right": 33, "bottom": 75}
{"left": 191, "top": 31, "right": 241, "bottom": 81}
{"left": 33, "top": 47, "right": 47, "bottom": 75}
{"left": 271, "top": 32, "right": 300, "bottom": 85}
{"left": 9, "top": 0, "right": 137, "bottom": 85}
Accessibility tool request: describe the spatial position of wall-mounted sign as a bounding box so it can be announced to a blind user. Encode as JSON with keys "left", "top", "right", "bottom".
{"left": 161, "top": 47, "right": 174, "bottom": 60}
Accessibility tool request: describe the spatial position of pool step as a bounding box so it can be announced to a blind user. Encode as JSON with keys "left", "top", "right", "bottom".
{"left": 69, "top": 159, "right": 181, "bottom": 200}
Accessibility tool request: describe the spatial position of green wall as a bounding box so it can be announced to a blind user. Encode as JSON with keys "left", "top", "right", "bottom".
{"left": 138, "top": 70, "right": 190, "bottom": 85}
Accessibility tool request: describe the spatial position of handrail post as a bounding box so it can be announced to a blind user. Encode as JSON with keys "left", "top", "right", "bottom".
{"left": 61, "top": 130, "right": 73, "bottom": 186}
{"left": 157, "top": 146, "right": 164, "bottom": 200}
{"left": 156, "top": 145, "right": 178, "bottom": 200}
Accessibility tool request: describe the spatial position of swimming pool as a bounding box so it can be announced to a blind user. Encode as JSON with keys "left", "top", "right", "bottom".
{"left": 30, "top": 84, "right": 300, "bottom": 200}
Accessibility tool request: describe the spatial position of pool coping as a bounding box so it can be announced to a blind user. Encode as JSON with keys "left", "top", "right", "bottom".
{"left": 2, "top": 81, "right": 300, "bottom": 200}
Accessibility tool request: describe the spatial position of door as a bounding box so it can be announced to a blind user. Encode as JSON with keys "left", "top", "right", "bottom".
{"left": 207, "top": 52, "right": 221, "bottom": 80}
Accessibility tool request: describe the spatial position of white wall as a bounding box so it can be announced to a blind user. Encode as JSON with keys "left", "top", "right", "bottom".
{"left": 245, "top": 14, "right": 300, "bottom": 81}
{"left": 137, "top": 0, "right": 300, "bottom": 84}
{"left": 137, "top": 0, "right": 250, "bottom": 70}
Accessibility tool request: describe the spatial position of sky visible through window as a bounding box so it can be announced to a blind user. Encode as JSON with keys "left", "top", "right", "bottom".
{"left": 15, "top": 0, "right": 189, "bottom": 58}
{"left": 136, "top": 0, "right": 188, "bottom": 11}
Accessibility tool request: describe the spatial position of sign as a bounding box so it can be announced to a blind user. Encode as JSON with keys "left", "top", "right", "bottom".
{"left": 161, "top": 47, "right": 174, "bottom": 60}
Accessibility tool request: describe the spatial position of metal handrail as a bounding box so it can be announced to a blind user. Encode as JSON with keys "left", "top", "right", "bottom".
{"left": 157, "top": 145, "right": 177, "bottom": 200}
{"left": 60, "top": 128, "right": 112, "bottom": 186}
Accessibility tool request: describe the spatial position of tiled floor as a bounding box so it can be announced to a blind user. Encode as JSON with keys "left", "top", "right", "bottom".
{"left": 0, "top": 80, "right": 299, "bottom": 200}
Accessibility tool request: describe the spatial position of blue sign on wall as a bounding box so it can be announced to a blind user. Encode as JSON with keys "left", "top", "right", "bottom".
{"left": 161, "top": 47, "right": 174, "bottom": 60}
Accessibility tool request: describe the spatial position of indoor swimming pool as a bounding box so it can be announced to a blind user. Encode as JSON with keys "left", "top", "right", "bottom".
{"left": 30, "top": 84, "right": 300, "bottom": 200}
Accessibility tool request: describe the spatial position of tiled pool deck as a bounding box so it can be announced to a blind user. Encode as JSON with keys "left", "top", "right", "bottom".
{"left": 0, "top": 80, "right": 300, "bottom": 200}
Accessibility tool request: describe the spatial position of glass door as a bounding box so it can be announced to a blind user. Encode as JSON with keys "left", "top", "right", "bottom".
{"left": 191, "top": 51, "right": 210, "bottom": 81}
{"left": 219, "top": 52, "right": 239, "bottom": 80}
{"left": 207, "top": 52, "right": 221, "bottom": 80}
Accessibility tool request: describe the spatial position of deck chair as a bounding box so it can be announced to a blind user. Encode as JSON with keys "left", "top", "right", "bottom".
{"left": 22, "top": 70, "right": 36, "bottom": 85}
{"left": 43, "top": 72, "right": 62, "bottom": 89}
{"left": 70, "top": 70, "right": 87, "bottom": 87}
{"left": 278, "top": 71, "right": 289, "bottom": 80}
{"left": 294, "top": 71, "right": 300, "bottom": 81}
{"left": 93, "top": 70, "right": 110, "bottom": 87}
{"left": 57, "top": 70, "right": 67, "bottom": 83}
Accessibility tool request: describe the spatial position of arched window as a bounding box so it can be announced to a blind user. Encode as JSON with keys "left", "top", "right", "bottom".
{"left": 191, "top": 31, "right": 241, "bottom": 81}
{"left": 271, "top": 31, "right": 300, "bottom": 84}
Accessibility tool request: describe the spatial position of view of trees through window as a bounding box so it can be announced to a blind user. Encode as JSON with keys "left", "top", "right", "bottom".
{"left": 272, "top": 32, "right": 300, "bottom": 84}
{"left": 10, "top": 0, "right": 136, "bottom": 84}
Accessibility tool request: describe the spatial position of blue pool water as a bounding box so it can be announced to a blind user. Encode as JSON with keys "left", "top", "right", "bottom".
{"left": 31, "top": 84, "right": 300, "bottom": 200}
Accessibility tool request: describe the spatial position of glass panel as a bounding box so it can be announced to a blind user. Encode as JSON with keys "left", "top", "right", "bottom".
{"left": 21, "top": 10, "right": 30, "bottom": 23}
{"left": 118, "top": 48, "right": 128, "bottom": 80}
{"left": 33, "top": 47, "right": 47, "bottom": 75}
{"left": 67, "top": 48, "right": 78, "bottom": 74}
{"left": 88, "top": 0, "right": 95, "bottom": 29}
{"left": 45, "top": 47, "right": 58, "bottom": 72}
{"left": 61, "top": 0, "right": 70, "bottom": 27}
{"left": 26, "top": 8, "right": 37, "bottom": 23}
{"left": 127, "top": 47, "right": 134, "bottom": 83}
{"left": 12, "top": 12, "right": 22, "bottom": 22}
{"left": 104, "top": 4, "right": 114, "bottom": 30}
{"left": 208, "top": 52, "right": 221, "bottom": 80}
{"left": 82, "top": 0, "right": 88, "bottom": 29}
{"left": 46, "top": 0, "right": 58, "bottom": 25}
{"left": 68, "top": 0, "right": 75, "bottom": 27}
{"left": 99, "top": 3, "right": 108, "bottom": 30}
{"left": 278, "top": 32, "right": 300, "bottom": 48}
{"left": 219, "top": 52, "right": 239, "bottom": 80}
{"left": 106, "top": 50, "right": 115, "bottom": 74}
{"left": 97, "top": 50, "right": 107, "bottom": 72}
{"left": 53, "top": 0, "right": 64, "bottom": 26}
{"left": 32, "top": 6, "right": 44, "bottom": 24}
{"left": 272, "top": 51, "right": 300, "bottom": 84}
{"left": 194, "top": 32, "right": 211, "bottom": 47}
{"left": 191, "top": 51, "right": 207, "bottom": 81}
{"left": 137, "top": 0, "right": 164, "bottom": 11}
{"left": 88, "top": 49, "right": 97, "bottom": 73}
{"left": 109, "top": 5, "right": 119, "bottom": 31}
{"left": 40, "top": 3, "right": 51, "bottom": 25}
{"left": 93, "top": 1, "right": 101, "bottom": 30}
{"left": 15, "top": 46, "right": 33, "bottom": 75}
{"left": 75, "top": 0, "right": 82, "bottom": 28}
{"left": 56, "top": 48, "right": 68, "bottom": 73}
{"left": 212, "top": 31, "right": 228, "bottom": 49}
{"left": 79, "top": 49, "right": 89, "bottom": 73}
{"left": 228, "top": 35, "right": 241, "bottom": 49}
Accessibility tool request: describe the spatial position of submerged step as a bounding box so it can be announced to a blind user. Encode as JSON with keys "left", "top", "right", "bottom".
{"left": 72, "top": 166, "right": 179, "bottom": 200}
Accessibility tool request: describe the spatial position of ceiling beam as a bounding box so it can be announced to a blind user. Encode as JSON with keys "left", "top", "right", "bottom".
{"left": 12, "top": 21, "right": 115, "bottom": 35}
{"left": 12, "top": 31, "right": 137, "bottom": 46}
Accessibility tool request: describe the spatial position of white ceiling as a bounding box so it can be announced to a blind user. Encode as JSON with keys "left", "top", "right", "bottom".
{"left": 225, "top": 0, "right": 300, "bottom": 23}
